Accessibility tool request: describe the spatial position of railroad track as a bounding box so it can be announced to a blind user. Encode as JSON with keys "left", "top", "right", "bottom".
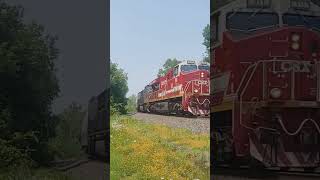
{"left": 127, "top": 112, "right": 138, "bottom": 116}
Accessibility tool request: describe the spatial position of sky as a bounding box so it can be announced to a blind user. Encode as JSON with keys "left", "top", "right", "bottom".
{"left": 111, "top": 0, "right": 209, "bottom": 97}
{"left": 6, "top": 0, "right": 108, "bottom": 113}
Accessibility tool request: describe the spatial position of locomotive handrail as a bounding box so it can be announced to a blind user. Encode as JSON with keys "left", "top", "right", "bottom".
{"left": 247, "top": 25, "right": 279, "bottom": 33}
{"left": 239, "top": 62, "right": 260, "bottom": 130}
{"left": 236, "top": 62, "right": 257, "bottom": 94}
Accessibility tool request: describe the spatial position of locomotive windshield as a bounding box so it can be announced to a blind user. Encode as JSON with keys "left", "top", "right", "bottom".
{"left": 283, "top": 14, "right": 320, "bottom": 32}
{"left": 198, "top": 65, "right": 210, "bottom": 71}
{"left": 227, "top": 12, "right": 278, "bottom": 31}
{"left": 181, "top": 65, "right": 197, "bottom": 73}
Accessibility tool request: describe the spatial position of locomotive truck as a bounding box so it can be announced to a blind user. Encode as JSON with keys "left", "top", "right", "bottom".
{"left": 137, "top": 60, "right": 210, "bottom": 116}
{"left": 211, "top": 0, "right": 320, "bottom": 170}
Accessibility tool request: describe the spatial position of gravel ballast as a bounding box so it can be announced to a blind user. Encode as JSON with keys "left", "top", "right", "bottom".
{"left": 132, "top": 112, "right": 210, "bottom": 134}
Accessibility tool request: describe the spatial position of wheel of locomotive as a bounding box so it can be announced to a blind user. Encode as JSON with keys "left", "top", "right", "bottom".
{"left": 165, "top": 101, "right": 171, "bottom": 116}
{"left": 143, "top": 104, "right": 147, "bottom": 113}
{"left": 173, "top": 103, "right": 183, "bottom": 116}
{"left": 168, "top": 102, "right": 174, "bottom": 115}
{"left": 146, "top": 104, "right": 151, "bottom": 113}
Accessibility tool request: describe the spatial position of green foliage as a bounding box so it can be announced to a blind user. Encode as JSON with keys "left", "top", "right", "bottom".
{"left": 0, "top": 109, "right": 34, "bottom": 171}
{"left": 126, "top": 94, "right": 137, "bottom": 113}
{"left": 48, "top": 103, "right": 85, "bottom": 159}
{"left": 0, "top": 139, "right": 33, "bottom": 171}
{"left": 202, "top": 24, "right": 210, "bottom": 63}
{"left": 110, "top": 62, "right": 129, "bottom": 114}
{"left": 0, "top": 1, "right": 60, "bottom": 166}
{"left": 158, "top": 58, "right": 182, "bottom": 77}
{"left": 110, "top": 101, "right": 120, "bottom": 116}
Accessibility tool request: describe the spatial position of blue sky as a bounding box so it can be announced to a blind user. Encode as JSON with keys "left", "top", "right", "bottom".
{"left": 111, "top": 0, "right": 209, "bottom": 97}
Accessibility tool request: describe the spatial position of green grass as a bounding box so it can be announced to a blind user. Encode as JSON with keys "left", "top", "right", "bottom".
{"left": 110, "top": 115, "right": 210, "bottom": 180}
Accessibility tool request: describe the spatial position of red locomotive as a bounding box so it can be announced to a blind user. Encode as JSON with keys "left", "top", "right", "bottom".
{"left": 211, "top": 0, "right": 320, "bottom": 170}
{"left": 137, "top": 60, "right": 210, "bottom": 116}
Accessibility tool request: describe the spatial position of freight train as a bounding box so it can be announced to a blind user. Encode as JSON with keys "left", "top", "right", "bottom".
{"left": 211, "top": 0, "right": 320, "bottom": 170}
{"left": 137, "top": 60, "right": 210, "bottom": 116}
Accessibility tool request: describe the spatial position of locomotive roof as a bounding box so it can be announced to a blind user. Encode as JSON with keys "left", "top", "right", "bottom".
{"left": 211, "top": 0, "right": 235, "bottom": 14}
{"left": 150, "top": 60, "right": 208, "bottom": 81}
{"left": 143, "top": 60, "right": 209, "bottom": 91}
{"left": 149, "top": 76, "right": 161, "bottom": 85}
{"left": 177, "top": 60, "right": 197, "bottom": 66}
{"left": 212, "top": 0, "right": 320, "bottom": 15}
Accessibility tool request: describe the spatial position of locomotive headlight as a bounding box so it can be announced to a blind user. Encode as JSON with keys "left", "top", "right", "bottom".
{"left": 292, "top": 42, "right": 300, "bottom": 50}
{"left": 201, "top": 72, "right": 205, "bottom": 78}
{"left": 270, "top": 88, "right": 282, "bottom": 99}
{"left": 291, "top": 34, "right": 300, "bottom": 42}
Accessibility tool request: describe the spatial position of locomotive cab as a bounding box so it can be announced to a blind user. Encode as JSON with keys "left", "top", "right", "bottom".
{"left": 173, "top": 60, "right": 198, "bottom": 77}
{"left": 172, "top": 60, "right": 210, "bottom": 77}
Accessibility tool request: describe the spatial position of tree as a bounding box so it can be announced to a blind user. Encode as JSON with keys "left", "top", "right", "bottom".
{"left": 0, "top": 1, "right": 59, "bottom": 165}
{"left": 48, "top": 102, "right": 85, "bottom": 159}
{"left": 158, "top": 58, "right": 181, "bottom": 77}
{"left": 202, "top": 24, "right": 210, "bottom": 63}
{"left": 126, "top": 94, "right": 137, "bottom": 113}
{"left": 110, "top": 62, "right": 129, "bottom": 114}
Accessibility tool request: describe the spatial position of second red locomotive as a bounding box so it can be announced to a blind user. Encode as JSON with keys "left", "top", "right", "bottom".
{"left": 137, "top": 60, "right": 210, "bottom": 116}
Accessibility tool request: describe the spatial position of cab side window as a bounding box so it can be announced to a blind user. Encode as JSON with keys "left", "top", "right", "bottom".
{"left": 153, "top": 83, "right": 160, "bottom": 91}
{"left": 145, "top": 85, "right": 152, "bottom": 93}
{"left": 173, "top": 66, "right": 179, "bottom": 77}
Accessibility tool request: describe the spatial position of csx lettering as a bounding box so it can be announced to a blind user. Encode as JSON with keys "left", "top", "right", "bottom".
{"left": 197, "top": 80, "right": 208, "bottom": 85}
{"left": 280, "top": 61, "right": 312, "bottom": 73}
